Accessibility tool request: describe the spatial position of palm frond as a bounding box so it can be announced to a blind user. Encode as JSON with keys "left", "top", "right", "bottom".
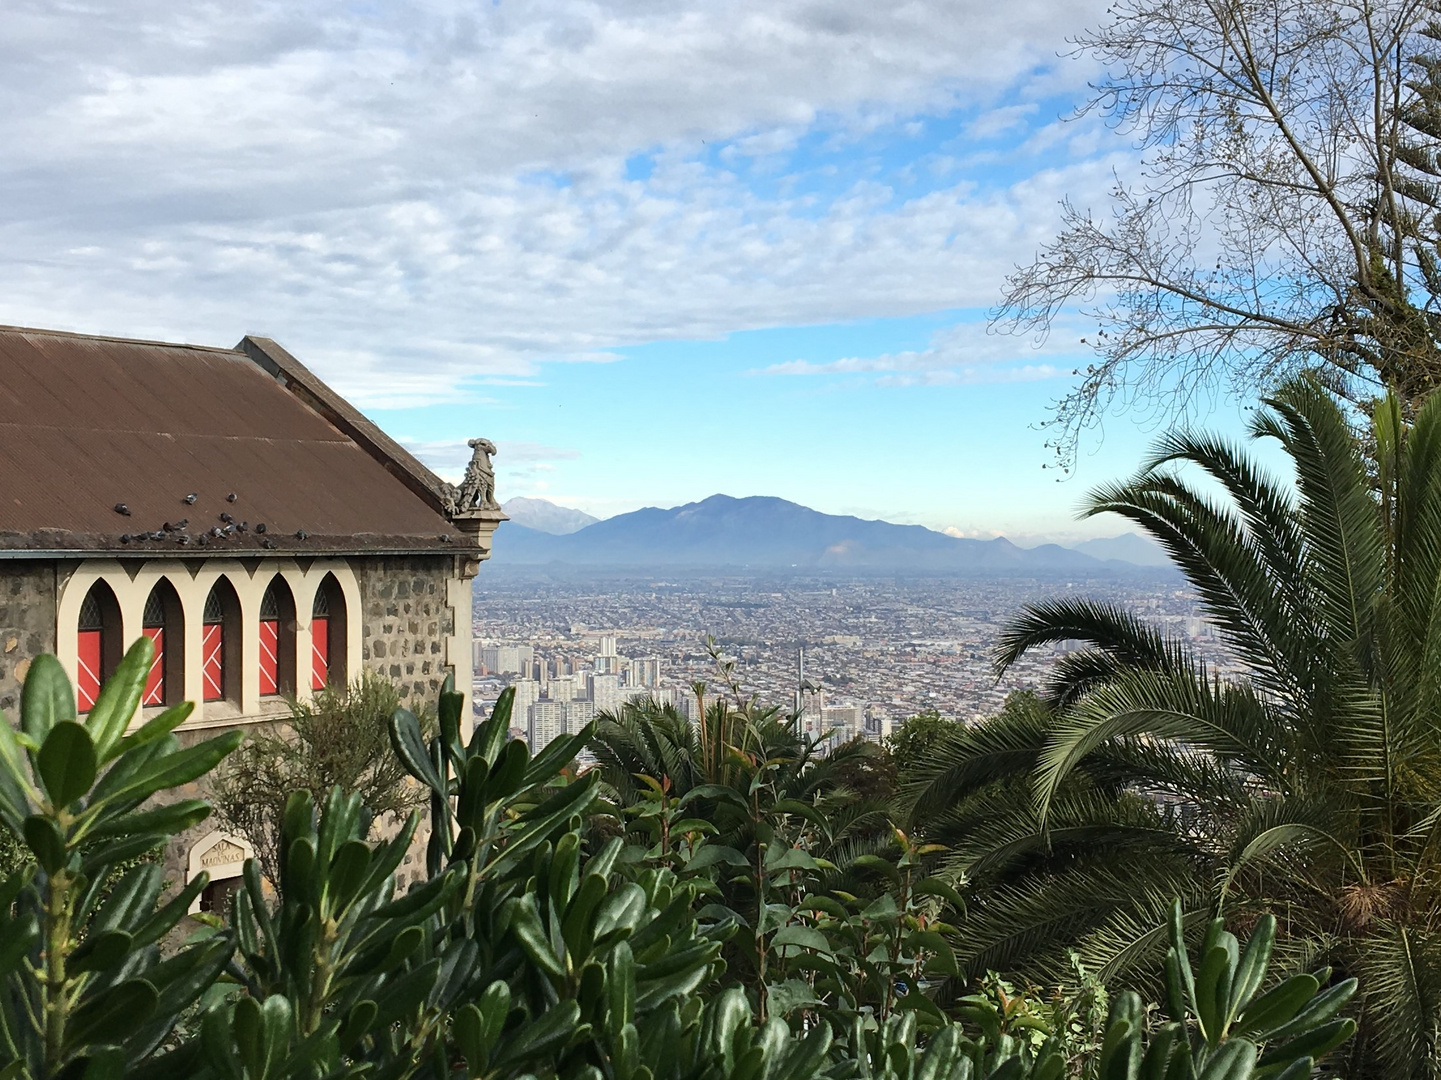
{"left": 1388, "top": 389, "right": 1441, "bottom": 782}
{"left": 1085, "top": 472, "right": 1316, "bottom": 704}
{"left": 955, "top": 859, "right": 1201, "bottom": 988}
{"left": 900, "top": 698, "right": 1049, "bottom": 821}
{"left": 1141, "top": 427, "right": 1306, "bottom": 619}
{"left": 1355, "top": 924, "right": 1441, "bottom": 1079}
{"left": 1259, "top": 380, "right": 1384, "bottom": 651}
{"left": 1215, "top": 795, "right": 1362, "bottom": 904}
{"left": 994, "top": 598, "right": 1182, "bottom": 675}
{"left": 1034, "top": 667, "right": 1286, "bottom": 819}
{"left": 939, "top": 787, "right": 1202, "bottom": 885}
{"left": 1083, "top": 736, "right": 1250, "bottom": 808}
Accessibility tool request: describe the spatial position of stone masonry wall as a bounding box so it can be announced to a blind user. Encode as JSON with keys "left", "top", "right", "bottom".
{"left": 0, "top": 556, "right": 456, "bottom": 901}
{"left": 167, "top": 555, "right": 460, "bottom": 897}
{"left": 355, "top": 554, "right": 457, "bottom": 708}
{"left": 0, "top": 561, "right": 59, "bottom": 715}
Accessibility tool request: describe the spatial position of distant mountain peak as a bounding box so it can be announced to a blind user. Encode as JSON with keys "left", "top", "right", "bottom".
{"left": 501, "top": 497, "right": 599, "bottom": 536}
{"left": 491, "top": 492, "right": 1161, "bottom": 575}
{"left": 1068, "top": 532, "right": 1172, "bottom": 567}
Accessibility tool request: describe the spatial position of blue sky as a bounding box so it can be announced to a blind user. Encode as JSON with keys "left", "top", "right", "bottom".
{"left": 375, "top": 313, "right": 1256, "bottom": 541}
{"left": 0, "top": 0, "right": 1267, "bottom": 541}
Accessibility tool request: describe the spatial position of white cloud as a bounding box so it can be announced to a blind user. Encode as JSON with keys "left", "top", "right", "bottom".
{"left": 500, "top": 442, "right": 583, "bottom": 464}
{"left": 750, "top": 315, "right": 1093, "bottom": 388}
{"left": 966, "top": 103, "right": 1040, "bottom": 140}
{"left": 398, "top": 436, "right": 580, "bottom": 481}
{"left": 0, "top": 0, "right": 1116, "bottom": 405}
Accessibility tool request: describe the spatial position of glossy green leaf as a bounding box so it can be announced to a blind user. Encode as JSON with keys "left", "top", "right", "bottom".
{"left": 24, "top": 813, "right": 66, "bottom": 872}
{"left": 67, "top": 978, "right": 159, "bottom": 1046}
{"left": 770, "top": 924, "right": 833, "bottom": 955}
{"left": 0, "top": 907, "right": 38, "bottom": 977}
{"left": 37, "top": 721, "right": 97, "bottom": 807}
{"left": 1234, "top": 974, "right": 1320, "bottom": 1038}
{"left": 69, "top": 929, "right": 133, "bottom": 974}
{"left": 116, "top": 702, "right": 194, "bottom": 755}
{"left": 913, "top": 876, "right": 967, "bottom": 913}
{"left": 508, "top": 897, "right": 565, "bottom": 978}
{"left": 850, "top": 854, "right": 901, "bottom": 885}
{"left": 485, "top": 738, "right": 530, "bottom": 803}
{"left": 390, "top": 707, "right": 444, "bottom": 793}
{"left": 1259, "top": 979, "right": 1356, "bottom": 1043}
{"left": 471, "top": 685, "right": 514, "bottom": 765}
{"left": 92, "top": 731, "right": 243, "bottom": 809}
{"left": 685, "top": 845, "right": 748, "bottom": 871}
{"left": 21, "top": 653, "right": 76, "bottom": 745}
{"left": 85, "top": 799, "right": 211, "bottom": 843}
{"left": 338, "top": 999, "right": 378, "bottom": 1050}
{"left": 493, "top": 999, "right": 581, "bottom": 1066}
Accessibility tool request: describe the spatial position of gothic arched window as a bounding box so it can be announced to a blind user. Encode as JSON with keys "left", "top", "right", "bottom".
{"left": 202, "top": 579, "right": 241, "bottom": 703}
{"left": 140, "top": 579, "right": 184, "bottom": 707}
{"left": 311, "top": 574, "right": 346, "bottom": 690}
{"left": 76, "top": 581, "right": 121, "bottom": 712}
{"left": 259, "top": 577, "right": 297, "bottom": 696}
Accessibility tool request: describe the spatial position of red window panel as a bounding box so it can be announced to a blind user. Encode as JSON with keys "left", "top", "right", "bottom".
{"left": 142, "top": 626, "right": 165, "bottom": 706}
{"left": 203, "top": 623, "right": 224, "bottom": 702}
{"left": 311, "top": 616, "right": 329, "bottom": 690}
{"left": 259, "top": 619, "right": 280, "bottom": 695}
{"left": 77, "top": 629, "right": 102, "bottom": 712}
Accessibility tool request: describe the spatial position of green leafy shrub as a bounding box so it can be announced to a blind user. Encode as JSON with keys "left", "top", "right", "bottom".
{"left": 0, "top": 652, "right": 1360, "bottom": 1080}
{"left": 914, "top": 379, "right": 1441, "bottom": 1075}
{"left": 210, "top": 669, "right": 427, "bottom": 887}
{"left": 0, "top": 640, "right": 241, "bottom": 1079}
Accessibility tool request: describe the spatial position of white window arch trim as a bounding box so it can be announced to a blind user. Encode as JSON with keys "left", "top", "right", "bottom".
{"left": 58, "top": 558, "right": 362, "bottom": 728}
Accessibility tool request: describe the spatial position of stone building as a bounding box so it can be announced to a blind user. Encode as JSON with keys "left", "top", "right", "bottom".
{"left": 0, "top": 325, "right": 505, "bottom": 905}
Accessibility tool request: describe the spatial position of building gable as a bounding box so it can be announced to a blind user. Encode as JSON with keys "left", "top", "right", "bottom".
{"left": 0, "top": 326, "right": 471, "bottom": 555}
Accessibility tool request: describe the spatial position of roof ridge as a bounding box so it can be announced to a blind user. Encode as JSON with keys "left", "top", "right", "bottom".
{"left": 0, "top": 324, "right": 242, "bottom": 355}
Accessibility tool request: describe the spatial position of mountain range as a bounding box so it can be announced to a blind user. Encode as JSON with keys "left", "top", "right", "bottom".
{"left": 1069, "top": 532, "right": 1170, "bottom": 567}
{"left": 492, "top": 495, "right": 1173, "bottom": 574}
{"left": 502, "top": 496, "right": 599, "bottom": 535}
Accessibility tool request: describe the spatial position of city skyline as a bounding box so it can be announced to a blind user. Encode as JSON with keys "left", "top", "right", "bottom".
{"left": 0, "top": 0, "right": 1288, "bottom": 540}
{"left": 468, "top": 569, "right": 1230, "bottom": 753}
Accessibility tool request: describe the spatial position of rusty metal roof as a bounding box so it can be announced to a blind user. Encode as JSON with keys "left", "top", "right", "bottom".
{"left": 0, "top": 326, "right": 469, "bottom": 556}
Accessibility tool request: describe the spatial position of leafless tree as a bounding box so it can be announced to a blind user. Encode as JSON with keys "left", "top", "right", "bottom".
{"left": 995, "top": 0, "right": 1441, "bottom": 465}
{"left": 212, "top": 671, "right": 428, "bottom": 890}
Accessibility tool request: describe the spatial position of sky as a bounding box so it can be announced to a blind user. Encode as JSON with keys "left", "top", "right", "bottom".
{"left": 1, "top": 0, "right": 1269, "bottom": 542}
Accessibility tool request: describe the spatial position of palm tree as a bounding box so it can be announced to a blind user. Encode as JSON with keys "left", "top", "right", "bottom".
{"left": 902, "top": 691, "right": 1208, "bottom": 996}
{"left": 589, "top": 691, "right": 890, "bottom": 863}
{"left": 907, "top": 379, "right": 1441, "bottom": 1077}
{"left": 589, "top": 690, "right": 901, "bottom": 1020}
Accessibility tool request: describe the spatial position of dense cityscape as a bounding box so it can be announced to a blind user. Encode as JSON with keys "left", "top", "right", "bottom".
{"left": 469, "top": 567, "right": 1226, "bottom": 751}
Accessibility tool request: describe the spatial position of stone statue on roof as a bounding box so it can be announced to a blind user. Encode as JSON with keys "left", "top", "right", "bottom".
{"left": 442, "top": 437, "right": 500, "bottom": 515}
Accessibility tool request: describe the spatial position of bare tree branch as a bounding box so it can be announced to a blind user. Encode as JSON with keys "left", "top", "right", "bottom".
{"left": 994, "top": 0, "right": 1441, "bottom": 466}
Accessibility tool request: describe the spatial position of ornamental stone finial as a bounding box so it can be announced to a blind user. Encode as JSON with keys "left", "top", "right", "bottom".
{"left": 441, "top": 437, "right": 500, "bottom": 515}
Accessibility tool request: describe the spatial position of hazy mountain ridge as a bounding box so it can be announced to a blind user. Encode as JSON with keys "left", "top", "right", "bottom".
{"left": 1069, "top": 532, "right": 1172, "bottom": 567}
{"left": 502, "top": 497, "right": 599, "bottom": 535}
{"left": 490, "top": 494, "right": 1168, "bottom": 574}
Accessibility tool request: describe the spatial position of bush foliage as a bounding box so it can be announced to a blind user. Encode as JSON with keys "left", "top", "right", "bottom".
{"left": 211, "top": 670, "right": 428, "bottom": 888}
{"left": 903, "top": 379, "right": 1441, "bottom": 1076}
{"left": 0, "top": 643, "right": 1356, "bottom": 1080}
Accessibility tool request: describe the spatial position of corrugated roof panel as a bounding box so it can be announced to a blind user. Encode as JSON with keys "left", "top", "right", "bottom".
{"left": 0, "top": 327, "right": 464, "bottom": 554}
